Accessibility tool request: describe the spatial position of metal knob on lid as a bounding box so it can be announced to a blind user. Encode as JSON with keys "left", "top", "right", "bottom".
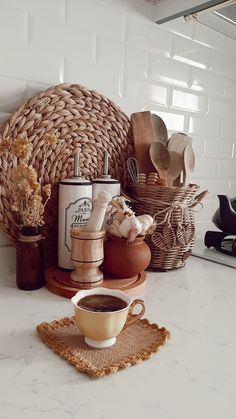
{"left": 102, "top": 150, "right": 109, "bottom": 178}
{"left": 73, "top": 151, "right": 81, "bottom": 178}
{"left": 92, "top": 151, "right": 120, "bottom": 200}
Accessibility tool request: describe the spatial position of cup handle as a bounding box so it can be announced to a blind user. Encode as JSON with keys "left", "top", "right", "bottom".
{"left": 123, "top": 299, "right": 145, "bottom": 329}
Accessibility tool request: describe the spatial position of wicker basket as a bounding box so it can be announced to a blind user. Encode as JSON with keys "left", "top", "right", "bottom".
{"left": 126, "top": 183, "right": 200, "bottom": 271}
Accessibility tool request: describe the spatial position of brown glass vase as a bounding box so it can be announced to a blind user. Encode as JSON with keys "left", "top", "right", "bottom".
{"left": 103, "top": 233, "right": 151, "bottom": 278}
{"left": 16, "top": 226, "right": 44, "bottom": 290}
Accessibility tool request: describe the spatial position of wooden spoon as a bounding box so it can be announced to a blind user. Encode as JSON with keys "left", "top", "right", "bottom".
{"left": 183, "top": 144, "right": 195, "bottom": 186}
{"left": 149, "top": 142, "right": 170, "bottom": 186}
{"left": 167, "top": 150, "right": 184, "bottom": 187}
{"left": 167, "top": 133, "right": 192, "bottom": 186}
{"left": 151, "top": 114, "right": 168, "bottom": 146}
{"left": 168, "top": 133, "right": 192, "bottom": 154}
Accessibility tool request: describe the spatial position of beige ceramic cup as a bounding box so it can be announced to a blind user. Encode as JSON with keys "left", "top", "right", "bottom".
{"left": 71, "top": 287, "right": 145, "bottom": 348}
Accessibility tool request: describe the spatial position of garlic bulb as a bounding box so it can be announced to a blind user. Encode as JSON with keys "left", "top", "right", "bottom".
{"left": 107, "top": 200, "right": 154, "bottom": 243}
{"left": 113, "top": 209, "right": 126, "bottom": 223}
{"left": 119, "top": 215, "right": 142, "bottom": 238}
{"left": 107, "top": 220, "right": 121, "bottom": 237}
{"left": 137, "top": 215, "right": 155, "bottom": 235}
{"left": 137, "top": 214, "right": 153, "bottom": 225}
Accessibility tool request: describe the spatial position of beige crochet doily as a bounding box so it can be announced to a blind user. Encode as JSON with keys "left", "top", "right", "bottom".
{"left": 37, "top": 316, "right": 170, "bottom": 378}
{"left": 0, "top": 83, "right": 133, "bottom": 265}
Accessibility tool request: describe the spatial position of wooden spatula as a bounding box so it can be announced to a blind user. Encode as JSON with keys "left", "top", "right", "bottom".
{"left": 149, "top": 142, "right": 170, "bottom": 187}
{"left": 130, "top": 111, "right": 156, "bottom": 174}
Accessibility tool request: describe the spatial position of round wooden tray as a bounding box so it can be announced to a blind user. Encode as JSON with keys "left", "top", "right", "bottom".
{"left": 45, "top": 266, "right": 146, "bottom": 299}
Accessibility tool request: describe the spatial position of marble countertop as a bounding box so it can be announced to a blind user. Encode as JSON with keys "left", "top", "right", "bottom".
{"left": 1, "top": 247, "right": 236, "bottom": 419}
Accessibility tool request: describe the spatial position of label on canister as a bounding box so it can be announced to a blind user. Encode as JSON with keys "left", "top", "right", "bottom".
{"left": 58, "top": 180, "right": 92, "bottom": 269}
{"left": 64, "top": 196, "right": 92, "bottom": 251}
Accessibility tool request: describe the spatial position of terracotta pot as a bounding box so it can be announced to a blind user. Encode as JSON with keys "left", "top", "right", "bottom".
{"left": 103, "top": 233, "right": 151, "bottom": 278}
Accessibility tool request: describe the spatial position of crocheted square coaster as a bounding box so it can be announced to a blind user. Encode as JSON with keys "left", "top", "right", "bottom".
{"left": 37, "top": 316, "right": 170, "bottom": 378}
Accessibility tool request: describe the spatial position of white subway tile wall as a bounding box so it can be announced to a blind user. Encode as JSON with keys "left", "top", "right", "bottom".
{"left": 172, "top": 35, "right": 211, "bottom": 70}
{"left": 0, "top": 0, "right": 235, "bottom": 245}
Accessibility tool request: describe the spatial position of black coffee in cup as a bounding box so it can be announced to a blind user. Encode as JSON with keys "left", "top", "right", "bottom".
{"left": 77, "top": 294, "right": 127, "bottom": 312}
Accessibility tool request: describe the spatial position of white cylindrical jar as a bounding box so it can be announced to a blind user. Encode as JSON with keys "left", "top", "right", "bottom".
{"left": 58, "top": 154, "right": 92, "bottom": 269}
{"left": 92, "top": 178, "right": 120, "bottom": 201}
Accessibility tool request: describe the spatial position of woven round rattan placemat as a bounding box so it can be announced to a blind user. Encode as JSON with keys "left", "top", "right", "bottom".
{"left": 37, "top": 316, "right": 170, "bottom": 378}
{"left": 0, "top": 83, "right": 133, "bottom": 265}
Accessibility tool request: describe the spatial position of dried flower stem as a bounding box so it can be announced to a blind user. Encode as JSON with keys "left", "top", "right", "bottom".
{"left": 0, "top": 134, "right": 55, "bottom": 228}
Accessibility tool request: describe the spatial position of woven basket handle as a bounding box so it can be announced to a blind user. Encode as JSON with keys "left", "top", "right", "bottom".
{"left": 120, "top": 187, "right": 137, "bottom": 203}
{"left": 123, "top": 299, "right": 145, "bottom": 329}
{"left": 190, "top": 190, "right": 208, "bottom": 208}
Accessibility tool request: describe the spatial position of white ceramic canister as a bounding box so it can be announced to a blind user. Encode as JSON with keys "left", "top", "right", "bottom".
{"left": 92, "top": 178, "right": 120, "bottom": 201}
{"left": 92, "top": 152, "right": 120, "bottom": 201}
{"left": 58, "top": 153, "right": 92, "bottom": 269}
{"left": 92, "top": 152, "right": 120, "bottom": 231}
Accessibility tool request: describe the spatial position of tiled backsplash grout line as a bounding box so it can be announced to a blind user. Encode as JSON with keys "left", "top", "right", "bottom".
{"left": 63, "top": 0, "right": 68, "bottom": 22}
{"left": 146, "top": 50, "right": 151, "bottom": 81}
{"left": 187, "top": 65, "right": 192, "bottom": 90}
{"left": 184, "top": 114, "right": 190, "bottom": 134}
{"left": 59, "top": 57, "right": 65, "bottom": 84}
{"left": 23, "top": 12, "right": 30, "bottom": 47}
{"left": 119, "top": 15, "right": 128, "bottom": 98}
{"left": 169, "top": 31, "right": 175, "bottom": 58}
{"left": 92, "top": 34, "right": 98, "bottom": 64}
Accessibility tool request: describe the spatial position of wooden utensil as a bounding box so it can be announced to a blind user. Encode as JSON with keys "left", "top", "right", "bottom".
{"left": 167, "top": 150, "right": 184, "bottom": 187}
{"left": 151, "top": 114, "right": 168, "bottom": 146}
{"left": 168, "top": 133, "right": 192, "bottom": 154}
{"left": 167, "top": 133, "right": 192, "bottom": 187}
{"left": 183, "top": 144, "right": 195, "bottom": 186}
{"left": 130, "top": 111, "right": 156, "bottom": 174}
{"left": 195, "top": 190, "right": 208, "bottom": 202}
{"left": 190, "top": 190, "right": 208, "bottom": 208}
{"left": 173, "top": 174, "right": 181, "bottom": 187}
{"left": 149, "top": 142, "right": 170, "bottom": 186}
